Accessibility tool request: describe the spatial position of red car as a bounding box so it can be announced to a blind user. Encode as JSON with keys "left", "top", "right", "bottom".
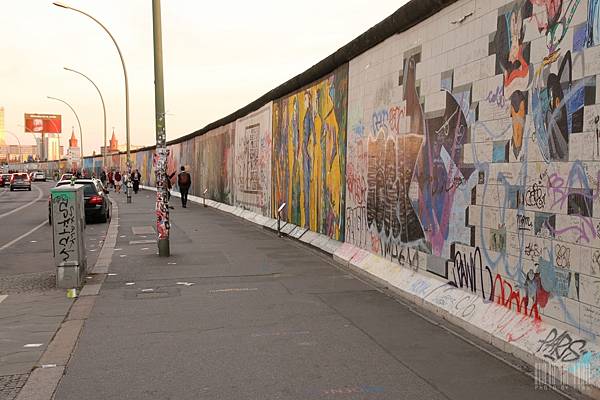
{"left": 0, "top": 174, "right": 10, "bottom": 187}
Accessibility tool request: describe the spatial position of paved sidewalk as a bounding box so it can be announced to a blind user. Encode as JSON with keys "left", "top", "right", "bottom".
{"left": 54, "top": 191, "right": 569, "bottom": 400}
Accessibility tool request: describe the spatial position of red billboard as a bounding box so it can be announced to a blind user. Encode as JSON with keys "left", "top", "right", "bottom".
{"left": 24, "top": 113, "right": 61, "bottom": 133}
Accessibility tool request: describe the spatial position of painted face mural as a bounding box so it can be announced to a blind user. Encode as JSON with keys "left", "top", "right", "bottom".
{"left": 495, "top": 1, "right": 531, "bottom": 98}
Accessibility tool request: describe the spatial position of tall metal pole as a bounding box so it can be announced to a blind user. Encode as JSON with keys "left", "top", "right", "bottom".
{"left": 152, "top": 0, "right": 170, "bottom": 257}
{"left": 52, "top": 2, "right": 131, "bottom": 184}
{"left": 47, "top": 96, "right": 83, "bottom": 166}
{"left": 64, "top": 67, "right": 107, "bottom": 171}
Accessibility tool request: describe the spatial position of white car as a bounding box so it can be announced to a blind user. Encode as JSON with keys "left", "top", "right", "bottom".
{"left": 33, "top": 172, "right": 46, "bottom": 182}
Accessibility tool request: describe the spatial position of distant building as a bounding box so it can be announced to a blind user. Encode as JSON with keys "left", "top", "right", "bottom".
{"left": 100, "top": 128, "right": 143, "bottom": 154}
{"left": 0, "top": 107, "right": 5, "bottom": 146}
{"left": 43, "top": 133, "right": 61, "bottom": 161}
{"left": 0, "top": 144, "right": 39, "bottom": 163}
{"left": 66, "top": 128, "right": 81, "bottom": 168}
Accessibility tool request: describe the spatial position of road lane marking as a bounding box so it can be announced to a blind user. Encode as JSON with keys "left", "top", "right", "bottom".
{"left": 0, "top": 184, "right": 44, "bottom": 220}
{"left": 0, "top": 220, "right": 47, "bottom": 252}
{"left": 0, "top": 295, "right": 6, "bottom": 304}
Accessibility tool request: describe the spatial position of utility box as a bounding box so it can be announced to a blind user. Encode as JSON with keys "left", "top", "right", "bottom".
{"left": 50, "top": 184, "right": 87, "bottom": 288}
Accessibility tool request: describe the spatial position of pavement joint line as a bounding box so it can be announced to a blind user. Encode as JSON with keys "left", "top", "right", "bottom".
{"left": 13, "top": 198, "right": 119, "bottom": 400}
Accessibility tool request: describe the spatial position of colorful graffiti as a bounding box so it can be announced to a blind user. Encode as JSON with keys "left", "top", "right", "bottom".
{"left": 196, "top": 124, "right": 235, "bottom": 204}
{"left": 234, "top": 103, "right": 272, "bottom": 214}
{"left": 28, "top": 0, "right": 600, "bottom": 350}
{"left": 272, "top": 65, "right": 348, "bottom": 240}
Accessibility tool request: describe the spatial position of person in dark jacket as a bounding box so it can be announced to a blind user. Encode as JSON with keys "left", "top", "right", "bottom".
{"left": 177, "top": 166, "right": 191, "bottom": 208}
{"left": 131, "top": 169, "right": 141, "bottom": 194}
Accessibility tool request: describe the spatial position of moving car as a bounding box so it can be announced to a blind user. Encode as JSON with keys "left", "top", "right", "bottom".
{"left": 10, "top": 173, "right": 31, "bottom": 191}
{"left": 59, "top": 173, "right": 73, "bottom": 181}
{"left": 0, "top": 174, "right": 10, "bottom": 187}
{"left": 33, "top": 171, "right": 46, "bottom": 182}
{"left": 48, "top": 179, "right": 110, "bottom": 224}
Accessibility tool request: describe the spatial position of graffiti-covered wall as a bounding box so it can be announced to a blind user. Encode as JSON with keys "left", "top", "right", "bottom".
{"left": 196, "top": 123, "right": 235, "bottom": 204}
{"left": 346, "top": 0, "right": 600, "bottom": 336}
{"left": 272, "top": 65, "right": 348, "bottom": 240}
{"left": 29, "top": 0, "right": 600, "bottom": 345}
{"left": 234, "top": 103, "right": 271, "bottom": 214}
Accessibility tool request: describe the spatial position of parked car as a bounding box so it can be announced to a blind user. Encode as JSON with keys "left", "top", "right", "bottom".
{"left": 33, "top": 171, "right": 46, "bottom": 182}
{"left": 59, "top": 173, "right": 73, "bottom": 182}
{"left": 0, "top": 174, "right": 10, "bottom": 187}
{"left": 10, "top": 173, "right": 31, "bottom": 191}
{"left": 48, "top": 179, "right": 110, "bottom": 224}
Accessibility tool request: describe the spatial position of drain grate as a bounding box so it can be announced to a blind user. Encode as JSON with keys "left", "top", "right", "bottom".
{"left": 0, "top": 374, "right": 28, "bottom": 400}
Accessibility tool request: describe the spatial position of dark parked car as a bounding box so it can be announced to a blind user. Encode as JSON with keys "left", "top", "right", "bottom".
{"left": 48, "top": 179, "right": 111, "bottom": 224}
{"left": 0, "top": 174, "right": 10, "bottom": 187}
{"left": 10, "top": 173, "right": 31, "bottom": 191}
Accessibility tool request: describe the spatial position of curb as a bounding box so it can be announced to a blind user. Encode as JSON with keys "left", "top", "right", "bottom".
{"left": 15, "top": 199, "right": 119, "bottom": 400}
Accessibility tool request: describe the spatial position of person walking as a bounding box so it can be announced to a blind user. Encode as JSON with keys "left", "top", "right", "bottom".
{"left": 114, "top": 170, "right": 122, "bottom": 193}
{"left": 131, "top": 169, "right": 141, "bottom": 194}
{"left": 177, "top": 166, "right": 191, "bottom": 208}
{"left": 100, "top": 170, "right": 107, "bottom": 187}
{"left": 108, "top": 170, "right": 114, "bottom": 189}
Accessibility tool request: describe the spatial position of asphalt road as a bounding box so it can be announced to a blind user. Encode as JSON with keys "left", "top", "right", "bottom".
{"left": 0, "top": 181, "right": 53, "bottom": 277}
{"left": 0, "top": 180, "right": 109, "bottom": 293}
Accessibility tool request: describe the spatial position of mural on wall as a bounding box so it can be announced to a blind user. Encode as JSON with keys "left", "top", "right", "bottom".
{"left": 31, "top": 0, "right": 600, "bottom": 348}
{"left": 272, "top": 65, "right": 348, "bottom": 240}
{"left": 196, "top": 124, "right": 235, "bottom": 204}
{"left": 347, "top": 0, "right": 600, "bottom": 337}
{"left": 234, "top": 104, "right": 272, "bottom": 215}
{"left": 589, "top": 0, "right": 600, "bottom": 47}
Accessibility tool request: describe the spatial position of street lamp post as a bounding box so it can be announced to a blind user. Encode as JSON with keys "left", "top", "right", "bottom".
{"left": 52, "top": 2, "right": 131, "bottom": 196}
{"left": 64, "top": 67, "right": 107, "bottom": 171}
{"left": 47, "top": 96, "right": 83, "bottom": 168}
{"left": 152, "top": 0, "right": 170, "bottom": 256}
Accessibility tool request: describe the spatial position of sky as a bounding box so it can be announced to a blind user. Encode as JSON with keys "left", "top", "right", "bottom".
{"left": 1, "top": 0, "right": 408, "bottom": 156}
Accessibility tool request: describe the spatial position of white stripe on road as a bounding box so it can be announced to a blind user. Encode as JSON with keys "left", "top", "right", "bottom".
{"left": 0, "top": 220, "right": 47, "bottom": 252}
{"left": 0, "top": 295, "right": 6, "bottom": 304}
{"left": 0, "top": 184, "right": 44, "bottom": 220}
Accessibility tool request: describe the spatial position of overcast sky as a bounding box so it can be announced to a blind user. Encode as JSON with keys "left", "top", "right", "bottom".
{"left": 1, "top": 0, "right": 408, "bottom": 155}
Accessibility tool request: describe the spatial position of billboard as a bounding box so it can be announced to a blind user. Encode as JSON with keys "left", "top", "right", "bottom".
{"left": 24, "top": 113, "right": 61, "bottom": 133}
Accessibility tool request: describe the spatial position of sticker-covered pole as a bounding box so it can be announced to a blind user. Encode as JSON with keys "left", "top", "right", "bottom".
{"left": 153, "top": 0, "right": 170, "bottom": 256}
